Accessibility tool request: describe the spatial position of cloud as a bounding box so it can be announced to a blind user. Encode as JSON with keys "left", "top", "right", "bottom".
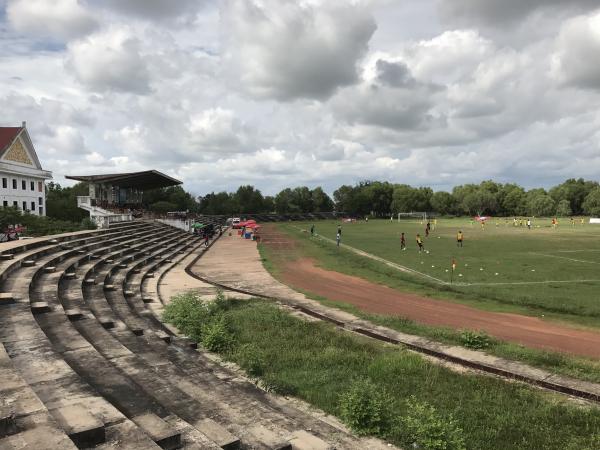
{"left": 551, "top": 10, "right": 600, "bottom": 90}
{"left": 66, "top": 27, "right": 151, "bottom": 94}
{"left": 7, "top": 0, "right": 97, "bottom": 40}
{"left": 222, "top": 0, "right": 377, "bottom": 100}
{"left": 331, "top": 55, "right": 441, "bottom": 132}
{"left": 186, "top": 108, "right": 253, "bottom": 154}
{"left": 439, "top": 0, "right": 599, "bottom": 26}
{"left": 93, "top": 0, "right": 203, "bottom": 22}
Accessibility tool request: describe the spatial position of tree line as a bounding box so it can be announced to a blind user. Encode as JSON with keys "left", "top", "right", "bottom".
{"left": 44, "top": 178, "right": 600, "bottom": 220}
{"left": 198, "top": 178, "right": 600, "bottom": 217}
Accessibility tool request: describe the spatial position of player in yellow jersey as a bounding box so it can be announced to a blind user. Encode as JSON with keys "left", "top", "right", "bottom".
{"left": 416, "top": 234, "right": 424, "bottom": 253}
{"left": 457, "top": 230, "right": 464, "bottom": 247}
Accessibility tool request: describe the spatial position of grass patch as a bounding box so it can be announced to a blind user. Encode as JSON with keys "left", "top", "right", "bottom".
{"left": 163, "top": 294, "right": 600, "bottom": 450}
{"left": 308, "top": 293, "right": 600, "bottom": 384}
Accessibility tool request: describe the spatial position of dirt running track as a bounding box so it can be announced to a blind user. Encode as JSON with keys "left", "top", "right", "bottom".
{"left": 262, "top": 226, "right": 600, "bottom": 358}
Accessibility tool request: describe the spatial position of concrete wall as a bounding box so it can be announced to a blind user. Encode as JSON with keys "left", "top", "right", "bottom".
{"left": 0, "top": 173, "right": 46, "bottom": 215}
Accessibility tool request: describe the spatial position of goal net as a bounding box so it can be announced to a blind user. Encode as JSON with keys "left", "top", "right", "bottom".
{"left": 397, "top": 212, "right": 428, "bottom": 223}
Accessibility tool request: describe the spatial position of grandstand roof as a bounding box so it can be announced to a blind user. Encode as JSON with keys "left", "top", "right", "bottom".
{"left": 65, "top": 170, "right": 182, "bottom": 190}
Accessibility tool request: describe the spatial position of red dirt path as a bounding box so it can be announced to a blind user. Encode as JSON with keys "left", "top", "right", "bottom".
{"left": 262, "top": 226, "right": 600, "bottom": 358}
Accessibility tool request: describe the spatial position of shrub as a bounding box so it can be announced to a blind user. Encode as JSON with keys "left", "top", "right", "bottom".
{"left": 398, "top": 396, "right": 466, "bottom": 450}
{"left": 81, "top": 217, "right": 97, "bottom": 230}
{"left": 339, "top": 378, "right": 391, "bottom": 436}
{"left": 201, "top": 317, "right": 235, "bottom": 353}
{"left": 460, "top": 330, "right": 492, "bottom": 350}
{"left": 162, "top": 293, "right": 211, "bottom": 341}
{"left": 235, "top": 344, "right": 266, "bottom": 376}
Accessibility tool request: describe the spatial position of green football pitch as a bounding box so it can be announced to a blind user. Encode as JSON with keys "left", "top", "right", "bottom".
{"left": 289, "top": 218, "right": 600, "bottom": 322}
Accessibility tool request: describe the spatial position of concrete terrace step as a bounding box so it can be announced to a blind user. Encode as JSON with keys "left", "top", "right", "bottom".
{"left": 0, "top": 292, "right": 17, "bottom": 305}
{"left": 195, "top": 418, "right": 240, "bottom": 450}
{"left": 133, "top": 413, "right": 181, "bottom": 450}
{"left": 51, "top": 403, "right": 106, "bottom": 448}
{"left": 2, "top": 224, "right": 382, "bottom": 450}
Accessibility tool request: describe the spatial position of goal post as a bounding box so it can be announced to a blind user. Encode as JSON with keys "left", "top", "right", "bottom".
{"left": 397, "top": 212, "right": 427, "bottom": 223}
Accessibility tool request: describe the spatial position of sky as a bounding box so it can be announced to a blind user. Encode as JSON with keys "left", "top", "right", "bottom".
{"left": 1, "top": 0, "right": 600, "bottom": 197}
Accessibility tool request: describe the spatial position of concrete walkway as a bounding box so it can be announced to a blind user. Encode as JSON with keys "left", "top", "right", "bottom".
{"left": 190, "top": 232, "right": 600, "bottom": 403}
{"left": 158, "top": 243, "right": 217, "bottom": 301}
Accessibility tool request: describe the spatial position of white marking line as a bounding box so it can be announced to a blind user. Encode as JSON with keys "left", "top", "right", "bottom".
{"left": 297, "top": 227, "right": 450, "bottom": 285}
{"left": 556, "top": 249, "right": 600, "bottom": 253}
{"left": 457, "top": 279, "right": 600, "bottom": 286}
{"left": 530, "top": 252, "right": 600, "bottom": 265}
{"left": 291, "top": 226, "right": 600, "bottom": 287}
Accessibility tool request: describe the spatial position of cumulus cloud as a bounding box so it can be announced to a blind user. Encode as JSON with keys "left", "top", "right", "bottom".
{"left": 222, "top": 0, "right": 377, "bottom": 100}
{"left": 552, "top": 10, "right": 600, "bottom": 90}
{"left": 7, "top": 0, "right": 97, "bottom": 40}
{"left": 3, "top": 0, "right": 600, "bottom": 195}
{"left": 392, "top": 30, "right": 494, "bottom": 85}
{"left": 187, "top": 108, "right": 252, "bottom": 154}
{"left": 66, "top": 27, "right": 151, "bottom": 94}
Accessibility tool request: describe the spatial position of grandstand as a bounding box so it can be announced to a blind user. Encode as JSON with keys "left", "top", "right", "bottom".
{"left": 0, "top": 219, "right": 376, "bottom": 449}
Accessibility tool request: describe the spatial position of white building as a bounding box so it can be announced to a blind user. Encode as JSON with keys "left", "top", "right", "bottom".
{"left": 0, "top": 123, "right": 52, "bottom": 215}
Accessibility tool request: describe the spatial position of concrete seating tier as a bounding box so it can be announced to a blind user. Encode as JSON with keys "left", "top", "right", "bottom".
{"left": 0, "top": 221, "right": 381, "bottom": 449}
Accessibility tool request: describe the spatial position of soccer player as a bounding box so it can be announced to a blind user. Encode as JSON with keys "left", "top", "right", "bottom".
{"left": 457, "top": 230, "right": 464, "bottom": 247}
{"left": 416, "top": 234, "right": 424, "bottom": 253}
{"left": 337, "top": 224, "right": 342, "bottom": 236}
{"left": 336, "top": 232, "right": 341, "bottom": 247}
{"left": 310, "top": 224, "right": 315, "bottom": 236}
{"left": 527, "top": 219, "right": 531, "bottom": 230}
{"left": 425, "top": 225, "right": 429, "bottom": 237}
{"left": 400, "top": 232, "right": 406, "bottom": 251}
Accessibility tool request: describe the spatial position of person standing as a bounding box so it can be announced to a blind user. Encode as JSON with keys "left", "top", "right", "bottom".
{"left": 337, "top": 224, "right": 342, "bottom": 236}
{"left": 527, "top": 219, "right": 531, "bottom": 230}
{"left": 310, "top": 224, "right": 314, "bottom": 236}
{"left": 425, "top": 225, "right": 429, "bottom": 237}
{"left": 457, "top": 230, "right": 464, "bottom": 247}
{"left": 336, "top": 232, "right": 341, "bottom": 247}
{"left": 400, "top": 232, "right": 406, "bottom": 251}
{"left": 416, "top": 234, "right": 424, "bottom": 253}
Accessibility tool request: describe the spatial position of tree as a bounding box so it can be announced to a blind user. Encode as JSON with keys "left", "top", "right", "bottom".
{"left": 451, "top": 184, "right": 479, "bottom": 214}
{"left": 500, "top": 185, "right": 526, "bottom": 216}
{"left": 274, "top": 188, "right": 297, "bottom": 214}
{"left": 364, "top": 182, "right": 393, "bottom": 216}
{"left": 150, "top": 201, "right": 177, "bottom": 214}
{"left": 461, "top": 190, "right": 497, "bottom": 215}
{"left": 527, "top": 193, "right": 556, "bottom": 216}
{"left": 263, "top": 196, "right": 275, "bottom": 213}
{"left": 430, "top": 191, "right": 455, "bottom": 215}
{"left": 582, "top": 187, "right": 600, "bottom": 216}
{"left": 233, "top": 185, "right": 265, "bottom": 213}
{"left": 556, "top": 199, "right": 572, "bottom": 217}
{"left": 291, "top": 186, "right": 314, "bottom": 213}
{"left": 333, "top": 185, "right": 356, "bottom": 213}
{"left": 311, "top": 187, "right": 334, "bottom": 212}
{"left": 144, "top": 186, "right": 199, "bottom": 212}
{"left": 549, "top": 178, "right": 599, "bottom": 215}
{"left": 199, "top": 192, "right": 235, "bottom": 215}
{"left": 46, "top": 182, "right": 89, "bottom": 222}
